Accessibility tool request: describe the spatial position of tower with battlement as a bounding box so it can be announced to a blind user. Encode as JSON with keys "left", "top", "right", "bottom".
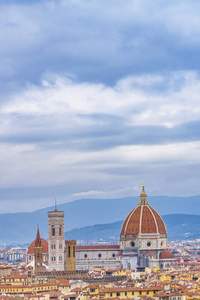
{"left": 65, "top": 240, "right": 76, "bottom": 271}
{"left": 48, "top": 205, "right": 65, "bottom": 271}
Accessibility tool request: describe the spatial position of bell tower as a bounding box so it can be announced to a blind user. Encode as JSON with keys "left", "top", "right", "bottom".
{"left": 34, "top": 226, "right": 43, "bottom": 275}
{"left": 48, "top": 202, "right": 65, "bottom": 271}
{"left": 65, "top": 240, "right": 76, "bottom": 271}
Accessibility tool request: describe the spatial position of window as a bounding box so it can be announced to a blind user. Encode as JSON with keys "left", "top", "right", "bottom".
{"left": 52, "top": 226, "right": 55, "bottom": 236}
{"left": 132, "top": 292, "right": 134, "bottom": 295}
{"left": 125, "top": 292, "right": 127, "bottom": 296}
{"left": 59, "top": 243, "right": 62, "bottom": 249}
{"left": 84, "top": 254, "right": 87, "bottom": 258}
{"left": 98, "top": 253, "right": 101, "bottom": 258}
{"left": 112, "top": 253, "right": 115, "bottom": 258}
{"left": 51, "top": 256, "right": 53, "bottom": 261}
{"left": 117, "top": 293, "right": 120, "bottom": 296}
{"left": 59, "top": 256, "right": 62, "bottom": 261}
{"left": 147, "top": 242, "right": 151, "bottom": 247}
{"left": 54, "top": 256, "right": 56, "bottom": 261}
{"left": 59, "top": 226, "right": 62, "bottom": 236}
{"left": 110, "top": 293, "right": 112, "bottom": 297}
{"left": 68, "top": 246, "right": 71, "bottom": 257}
{"left": 140, "top": 291, "right": 142, "bottom": 295}
{"left": 73, "top": 246, "right": 75, "bottom": 258}
{"left": 131, "top": 241, "right": 135, "bottom": 247}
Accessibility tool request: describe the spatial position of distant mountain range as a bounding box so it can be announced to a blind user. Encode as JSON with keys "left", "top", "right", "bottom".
{"left": 1, "top": 195, "right": 200, "bottom": 244}
{"left": 66, "top": 214, "right": 200, "bottom": 242}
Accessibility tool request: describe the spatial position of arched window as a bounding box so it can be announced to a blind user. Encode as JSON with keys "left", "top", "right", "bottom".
{"left": 52, "top": 226, "right": 55, "bottom": 236}
{"left": 59, "top": 226, "right": 62, "bottom": 236}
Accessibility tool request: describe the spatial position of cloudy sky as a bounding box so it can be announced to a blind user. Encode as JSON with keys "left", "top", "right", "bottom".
{"left": 0, "top": 0, "right": 200, "bottom": 212}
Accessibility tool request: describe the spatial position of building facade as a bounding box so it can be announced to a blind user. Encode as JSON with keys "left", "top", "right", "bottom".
{"left": 76, "top": 245, "right": 122, "bottom": 270}
{"left": 120, "top": 185, "right": 175, "bottom": 269}
{"left": 65, "top": 240, "right": 76, "bottom": 271}
{"left": 48, "top": 207, "right": 65, "bottom": 271}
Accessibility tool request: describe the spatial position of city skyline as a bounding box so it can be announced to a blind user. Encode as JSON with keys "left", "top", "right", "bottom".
{"left": 0, "top": 0, "right": 200, "bottom": 213}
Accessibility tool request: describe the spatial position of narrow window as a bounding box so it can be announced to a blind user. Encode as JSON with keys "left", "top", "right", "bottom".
{"left": 73, "top": 246, "right": 75, "bottom": 258}
{"left": 52, "top": 226, "right": 55, "bottom": 236}
{"left": 68, "top": 246, "right": 71, "bottom": 257}
{"left": 59, "top": 226, "right": 62, "bottom": 236}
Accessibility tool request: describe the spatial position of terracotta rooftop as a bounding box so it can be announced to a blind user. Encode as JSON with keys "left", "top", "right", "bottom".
{"left": 121, "top": 205, "right": 167, "bottom": 235}
{"left": 160, "top": 249, "right": 175, "bottom": 259}
{"left": 27, "top": 238, "right": 48, "bottom": 254}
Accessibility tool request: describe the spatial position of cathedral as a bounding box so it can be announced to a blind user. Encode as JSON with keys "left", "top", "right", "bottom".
{"left": 27, "top": 185, "right": 175, "bottom": 272}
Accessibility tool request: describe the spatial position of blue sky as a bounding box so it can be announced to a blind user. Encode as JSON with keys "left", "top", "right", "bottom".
{"left": 0, "top": 0, "right": 200, "bottom": 212}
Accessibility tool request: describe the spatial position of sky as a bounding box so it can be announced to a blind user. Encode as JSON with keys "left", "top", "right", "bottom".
{"left": 0, "top": 0, "right": 200, "bottom": 213}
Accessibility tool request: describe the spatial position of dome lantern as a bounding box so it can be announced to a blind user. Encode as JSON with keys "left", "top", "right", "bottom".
{"left": 138, "top": 184, "right": 149, "bottom": 205}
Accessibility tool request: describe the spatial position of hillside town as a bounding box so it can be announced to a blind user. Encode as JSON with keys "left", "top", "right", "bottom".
{"left": 0, "top": 187, "right": 199, "bottom": 299}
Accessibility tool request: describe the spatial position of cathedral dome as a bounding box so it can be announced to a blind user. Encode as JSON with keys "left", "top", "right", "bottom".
{"left": 160, "top": 249, "right": 174, "bottom": 259}
{"left": 27, "top": 238, "right": 48, "bottom": 255}
{"left": 121, "top": 186, "right": 167, "bottom": 236}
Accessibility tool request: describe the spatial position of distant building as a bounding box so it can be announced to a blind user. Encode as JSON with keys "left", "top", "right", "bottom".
{"left": 120, "top": 185, "right": 175, "bottom": 269}
{"left": 27, "top": 237, "right": 48, "bottom": 265}
{"left": 48, "top": 207, "right": 65, "bottom": 271}
{"left": 27, "top": 185, "right": 175, "bottom": 271}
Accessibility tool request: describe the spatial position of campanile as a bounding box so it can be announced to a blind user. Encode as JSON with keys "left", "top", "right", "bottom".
{"left": 48, "top": 204, "right": 65, "bottom": 270}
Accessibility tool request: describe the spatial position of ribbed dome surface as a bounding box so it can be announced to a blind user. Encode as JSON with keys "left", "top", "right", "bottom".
{"left": 27, "top": 238, "right": 48, "bottom": 254}
{"left": 160, "top": 249, "right": 174, "bottom": 259}
{"left": 121, "top": 205, "right": 167, "bottom": 235}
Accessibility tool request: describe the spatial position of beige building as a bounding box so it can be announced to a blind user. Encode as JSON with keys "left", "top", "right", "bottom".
{"left": 65, "top": 240, "right": 76, "bottom": 271}
{"left": 76, "top": 245, "right": 121, "bottom": 270}
{"left": 48, "top": 207, "right": 65, "bottom": 271}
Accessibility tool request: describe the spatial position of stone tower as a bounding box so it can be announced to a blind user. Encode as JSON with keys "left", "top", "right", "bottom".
{"left": 34, "top": 226, "right": 43, "bottom": 275}
{"left": 65, "top": 240, "right": 76, "bottom": 271}
{"left": 48, "top": 203, "right": 65, "bottom": 271}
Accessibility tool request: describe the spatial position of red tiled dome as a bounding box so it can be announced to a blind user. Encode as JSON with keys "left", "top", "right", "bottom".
{"left": 121, "top": 205, "right": 167, "bottom": 235}
{"left": 27, "top": 238, "right": 48, "bottom": 254}
{"left": 160, "top": 249, "right": 174, "bottom": 259}
{"left": 121, "top": 186, "right": 167, "bottom": 236}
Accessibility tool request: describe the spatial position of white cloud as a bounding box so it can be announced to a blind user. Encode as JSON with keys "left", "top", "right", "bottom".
{"left": 2, "top": 71, "right": 200, "bottom": 128}
{"left": 1, "top": 1, "right": 200, "bottom": 211}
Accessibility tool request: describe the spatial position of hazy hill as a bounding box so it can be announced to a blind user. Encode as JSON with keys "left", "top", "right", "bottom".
{"left": 0, "top": 195, "right": 200, "bottom": 243}
{"left": 66, "top": 214, "right": 200, "bottom": 242}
